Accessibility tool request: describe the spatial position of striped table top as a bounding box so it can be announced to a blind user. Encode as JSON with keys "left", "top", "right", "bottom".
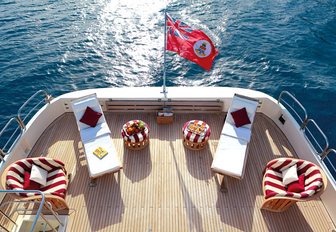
{"left": 121, "top": 120, "right": 149, "bottom": 143}
{"left": 182, "top": 120, "right": 211, "bottom": 143}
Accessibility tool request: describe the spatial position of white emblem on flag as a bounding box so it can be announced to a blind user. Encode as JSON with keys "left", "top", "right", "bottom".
{"left": 193, "top": 40, "right": 211, "bottom": 58}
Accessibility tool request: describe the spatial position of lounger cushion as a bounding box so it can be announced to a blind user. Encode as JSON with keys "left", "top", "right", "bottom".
{"left": 83, "top": 134, "right": 122, "bottom": 178}
{"left": 80, "top": 106, "right": 102, "bottom": 127}
{"left": 30, "top": 164, "right": 48, "bottom": 186}
{"left": 80, "top": 122, "right": 110, "bottom": 143}
{"left": 230, "top": 107, "right": 251, "bottom": 128}
{"left": 221, "top": 122, "right": 251, "bottom": 142}
{"left": 211, "top": 135, "right": 248, "bottom": 179}
{"left": 23, "top": 171, "right": 40, "bottom": 190}
{"left": 282, "top": 164, "right": 298, "bottom": 186}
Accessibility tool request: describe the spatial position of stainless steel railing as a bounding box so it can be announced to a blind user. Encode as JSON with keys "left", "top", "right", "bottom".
{"left": 0, "top": 90, "right": 51, "bottom": 161}
{"left": 0, "top": 118, "right": 23, "bottom": 161}
{"left": 17, "top": 90, "right": 52, "bottom": 130}
{"left": 278, "top": 90, "right": 335, "bottom": 175}
{"left": 278, "top": 91, "right": 308, "bottom": 129}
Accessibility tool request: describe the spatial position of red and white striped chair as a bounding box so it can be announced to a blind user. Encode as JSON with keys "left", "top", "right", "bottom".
{"left": 261, "top": 157, "right": 327, "bottom": 212}
{"left": 1, "top": 157, "right": 69, "bottom": 211}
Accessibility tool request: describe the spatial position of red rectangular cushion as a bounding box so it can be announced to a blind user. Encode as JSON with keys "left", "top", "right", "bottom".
{"left": 230, "top": 107, "right": 251, "bottom": 127}
{"left": 80, "top": 106, "right": 102, "bottom": 127}
{"left": 23, "top": 171, "right": 41, "bottom": 190}
{"left": 287, "top": 174, "right": 305, "bottom": 193}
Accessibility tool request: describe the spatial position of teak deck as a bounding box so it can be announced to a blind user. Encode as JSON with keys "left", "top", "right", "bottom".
{"left": 8, "top": 112, "right": 336, "bottom": 231}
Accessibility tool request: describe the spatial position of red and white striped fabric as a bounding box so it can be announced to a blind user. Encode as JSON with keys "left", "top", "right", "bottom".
{"left": 121, "top": 120, "right": 149, "bottom": 143}
{"left": 5, "top": 157, "right": 67, "bottom": 199}
{"left": 182, "top": 120, "right": 211, "bottom": 143}
{"left": 263, "top": 158, "right": 323, "bottom": 199}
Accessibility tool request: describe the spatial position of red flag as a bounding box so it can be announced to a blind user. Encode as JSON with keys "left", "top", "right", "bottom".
{"left": 166, "top": 13, "right": 218, "bottom": 71}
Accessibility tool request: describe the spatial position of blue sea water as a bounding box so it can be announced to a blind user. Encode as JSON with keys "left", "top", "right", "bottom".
{"left": 0, "top": 1, "right": 335, "bottom": 165}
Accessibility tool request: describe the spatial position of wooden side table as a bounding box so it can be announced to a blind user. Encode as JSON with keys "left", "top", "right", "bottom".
{"left": 182, "top": 120, "right": 211, "bottom": 150}
{"left": 121, "top": 120, "right": 150, "bottom": 150}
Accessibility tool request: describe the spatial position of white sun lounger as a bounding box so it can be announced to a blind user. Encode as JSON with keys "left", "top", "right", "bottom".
{"left": 71, "top": 94, "right": 122, "bottom": 182}
{"left": 211, "top": 94, "right": 259, "bottom": 180}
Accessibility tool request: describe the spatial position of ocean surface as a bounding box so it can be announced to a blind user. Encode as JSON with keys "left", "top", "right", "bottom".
{"left": 0, "top": 0, "right": 335, "bottom": 171}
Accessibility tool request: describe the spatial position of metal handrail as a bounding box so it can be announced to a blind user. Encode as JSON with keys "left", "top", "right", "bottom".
{"left": 0, "top": 190, "right": 45, "bottom": 232}
{"left": 0, "top": 117, "right": 23, "bottom": 161}
{"left": 278, "top": 91, "right": 308, "bottom": 129}
{"left": 278, "top": 91, "right": 336, "bottom": 179}
{"left": 304, "top": 119, "right": 329, "bottom": 157}
{"left": 0, "top": 190, "right": 63, "bottom": 232}
{"left": 17, "top": 90, "right": 52, "bottom": 129}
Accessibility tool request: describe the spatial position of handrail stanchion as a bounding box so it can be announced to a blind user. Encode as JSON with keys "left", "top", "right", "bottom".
{"left": 321, "top": 148, "right": 336, "bottom": 161}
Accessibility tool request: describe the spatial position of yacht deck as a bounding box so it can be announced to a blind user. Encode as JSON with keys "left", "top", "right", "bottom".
{"left": 19, "top": 112, "right": 336, "bottom": 231}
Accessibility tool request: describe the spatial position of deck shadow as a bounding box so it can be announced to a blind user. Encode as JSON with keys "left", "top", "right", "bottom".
{"left": 261, "top": 206, "right": 314, "bottom": 232}
{"left": 170, "top": 141, "right": 205, "bottom": 232}
{"left": 122, "top": 145, "right": 152, "bottom": 182}
{"left": 70, "top": 140, "right": 124, "bottom": 231}
{"left": 183, "top": 146, "right": 214, "bottom": 181}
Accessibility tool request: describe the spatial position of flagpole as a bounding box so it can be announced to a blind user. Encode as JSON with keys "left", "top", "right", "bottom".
{"left": 162, "top": 9, "right": 167, "bottom": 98}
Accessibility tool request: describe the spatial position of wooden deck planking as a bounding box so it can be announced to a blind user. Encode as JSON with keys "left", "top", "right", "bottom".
{"left": 18, "top": 112, "right": 335, "bottom": 232}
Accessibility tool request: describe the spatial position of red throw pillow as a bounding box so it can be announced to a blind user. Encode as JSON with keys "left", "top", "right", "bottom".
{"left": 80, "top": 106, "right": 102, "bottom": 127}
{"left": 287, "top": 174, "right": 305, "bottom": 193}
{"left": 230, "top": 107, "right": 251, "bottom": 127}
{"left": 23, "top": 171, "right": 41, "bottom": 190}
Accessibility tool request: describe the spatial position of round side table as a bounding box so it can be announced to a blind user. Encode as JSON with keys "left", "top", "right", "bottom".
{"left": 182, "top": 120, "right": 211, "bottom": 150}
{"left": 121, "top": 120, "right": 150, "bottom": 150}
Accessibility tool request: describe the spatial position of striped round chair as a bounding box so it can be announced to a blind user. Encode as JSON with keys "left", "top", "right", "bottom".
{"left": 1, "top": 157, "right": 69, "bottom": 211}
{"left": 261, "top": 157, "right": 327, "bottom": 212}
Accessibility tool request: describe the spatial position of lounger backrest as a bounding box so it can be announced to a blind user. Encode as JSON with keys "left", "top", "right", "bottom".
{"left": 225, "top": 94, "right": 259, "bottom": 130}
{"left": 71, "top": 94, "right": 106, "bottom": 130}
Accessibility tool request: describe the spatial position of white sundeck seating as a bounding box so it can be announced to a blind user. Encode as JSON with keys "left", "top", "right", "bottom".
{"left": 71, "top": 94, "right": 122, "bottom": 181}
{"left": 211, "top": 94, "right": 259, "bottom": 180}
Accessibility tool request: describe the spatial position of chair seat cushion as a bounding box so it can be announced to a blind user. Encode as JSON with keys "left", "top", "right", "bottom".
{"left": 263, "top": 158, "right": 324, "bottom": 199}
{"left": 40, "top": 169, "right": 67, "bottom": 198}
